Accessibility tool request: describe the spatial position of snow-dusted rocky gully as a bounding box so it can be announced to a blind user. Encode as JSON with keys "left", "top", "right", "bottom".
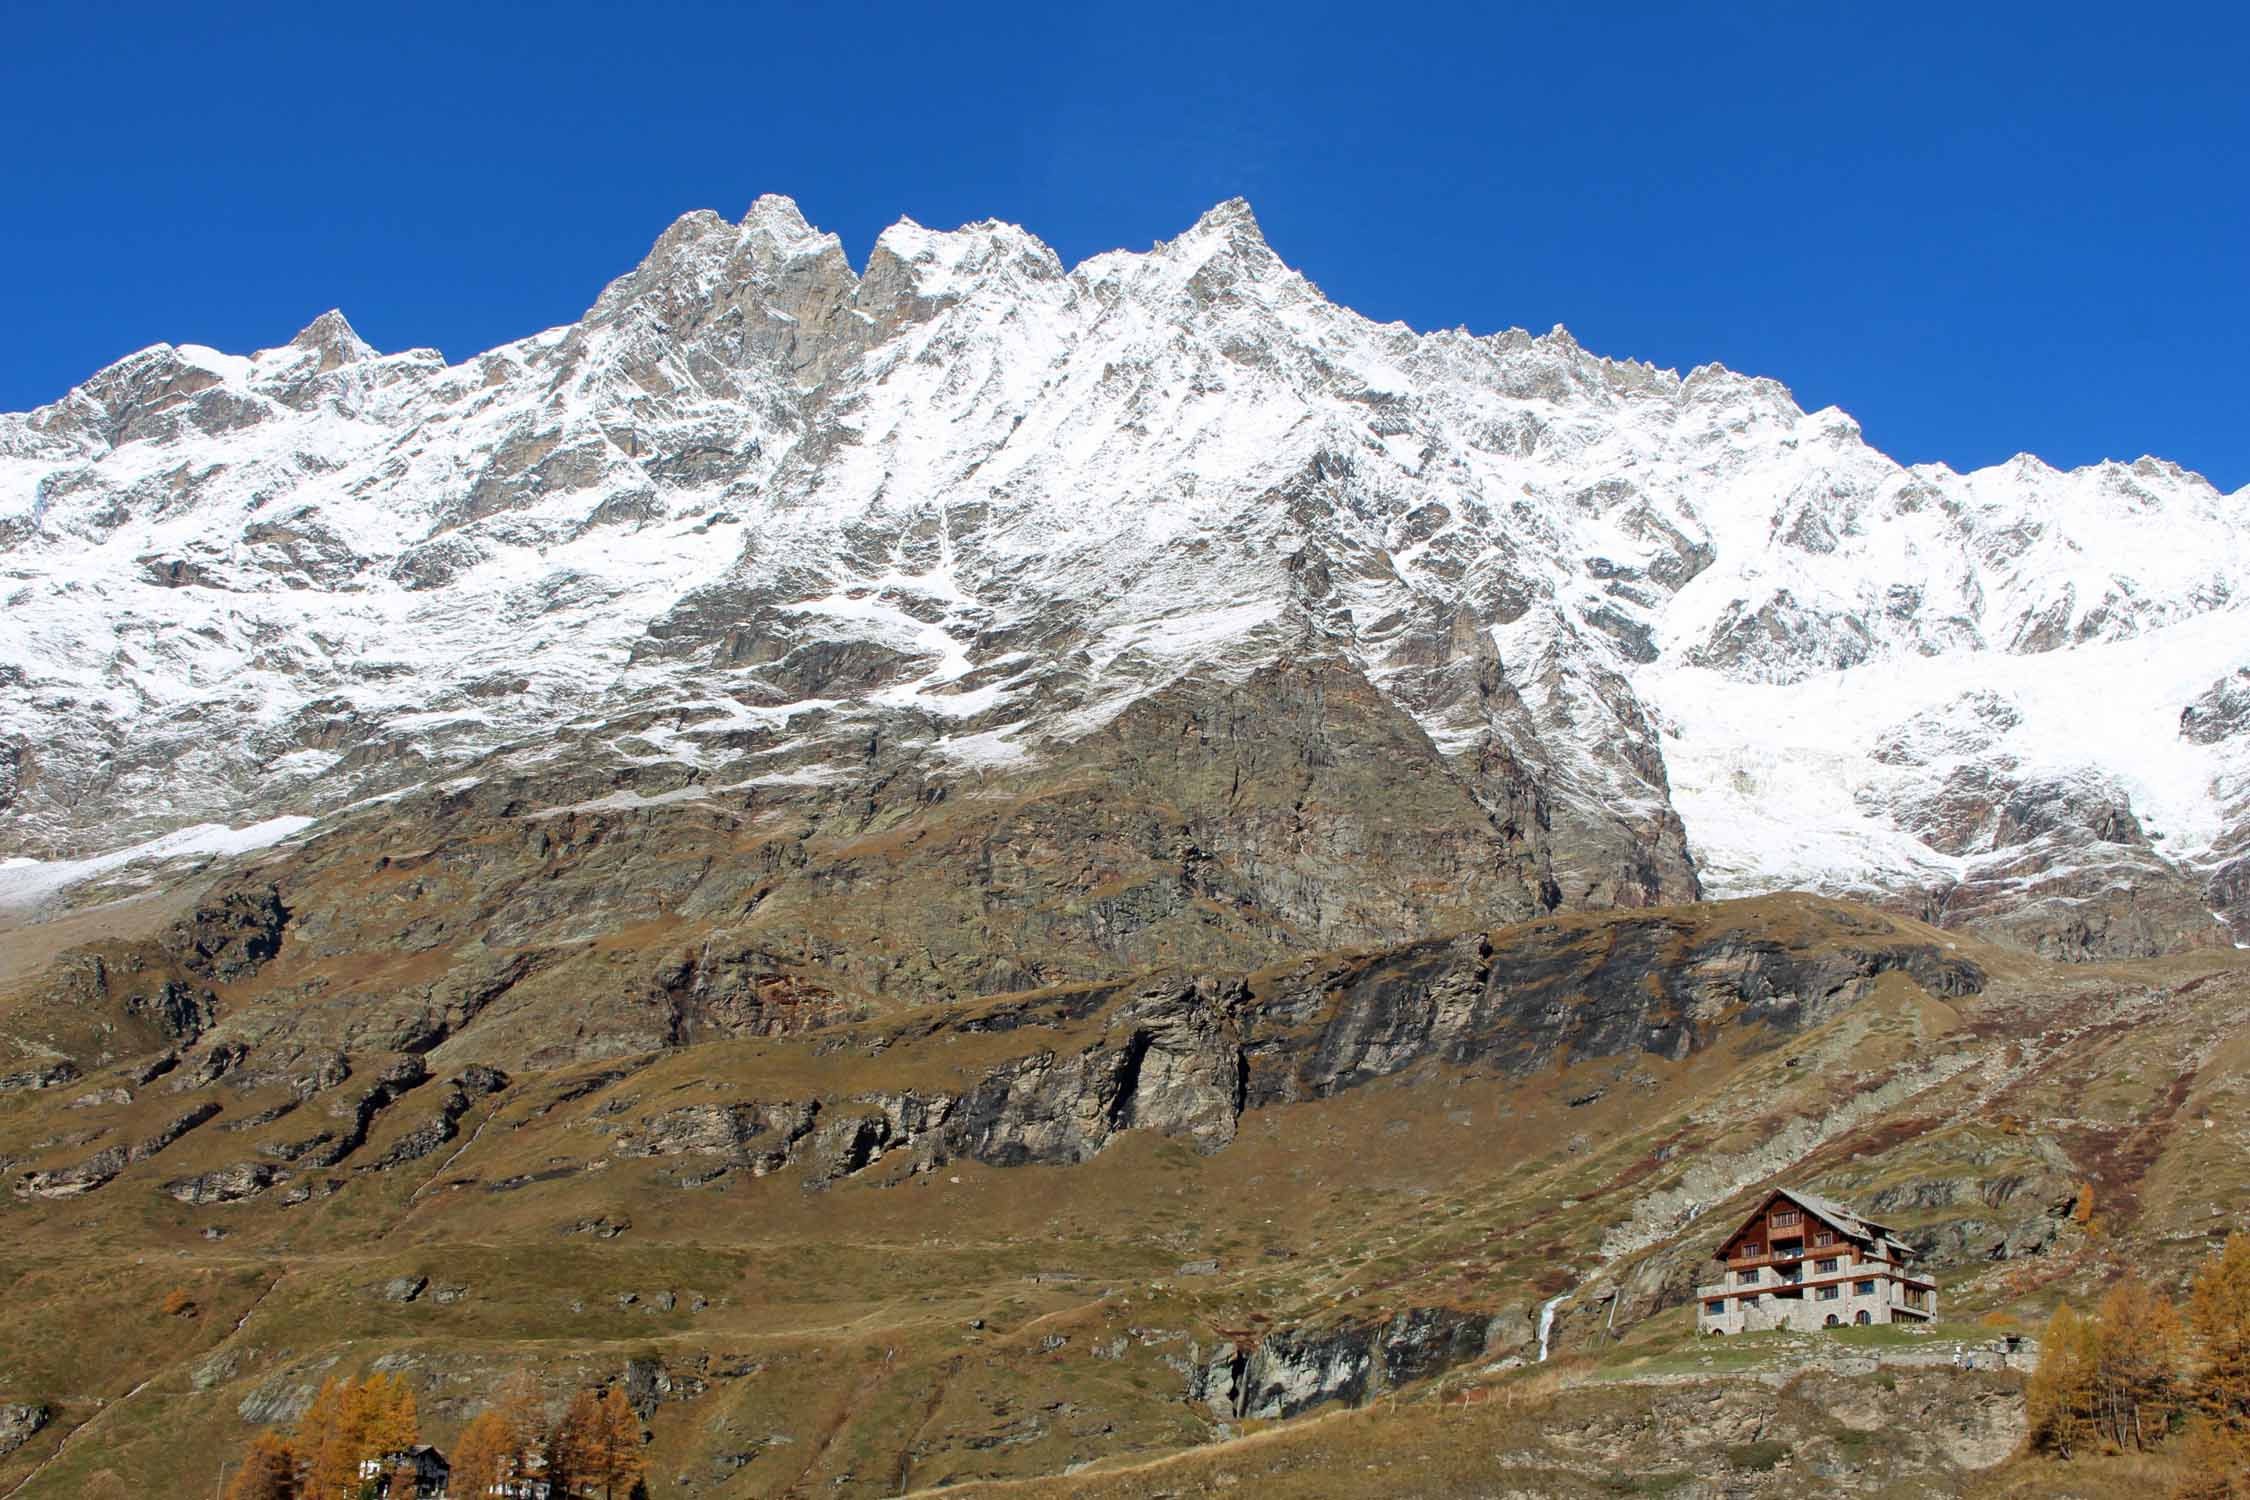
{"left": 4, "top": 195, "right": 2250, "bottom": 957}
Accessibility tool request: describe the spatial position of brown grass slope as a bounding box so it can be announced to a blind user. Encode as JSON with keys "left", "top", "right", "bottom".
{"left": 1, "top": 885, "right": 2246, "bottom": 1499}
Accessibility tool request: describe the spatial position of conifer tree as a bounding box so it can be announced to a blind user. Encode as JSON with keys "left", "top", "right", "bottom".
{"left": 547, "top": 1390, "right": 604, "bottom": 1499}
{"left": 594, "top": 1387, "right": 646, "bottom": 1500}
{"left": 293, "top": 1372, "right": 419, "bottom": 1499}
{"left": 297, "top": 1375, "right": 367, "bottom": 1500}
{"left": 360, "top": 1373, "right": 418, "bottom": 1464}
{"left": 2029, "top": 1302, "right": 2103, "bottom": 1457}
{"left": 2172, "top": 1416, "right": 2250, "bottom": 1500}
{"left": 2095, "top": 1277, "right": 2185, "bottom": 1450}
{"left": 450, "top": 1410, "right": 512, "bottom": 1500}
{"left": 224, "top": 1431, "right": 300, "bottom": 1500}
{"left": 2191, "top": 1234, "right": 2250, "bottom": 1433}
{"left": 493, "top": 1371, "right": 549, "bottom": 1496}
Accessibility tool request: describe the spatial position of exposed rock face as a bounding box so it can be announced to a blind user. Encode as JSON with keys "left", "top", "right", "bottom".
{"left": 949, "top": 981, "right": 1249, "bottom": 1166}
{"left": 0, "top": 1401, "right": 49, "bottom": 1459}
{"left": 263, "top": 1057, "right": 428, "bottom": 1169}
{"left": 12, "top": 1099, "right": 221, "bottom": 1198}
{"left": 1247, "top": 915, "right": 1981, "bottom": 1097}
{"left": 162, "top": 885, "right": 290, "bottom": 982}
{"left": 0, "top": 1061, "right": 78, "bottom": 1094}
{"left": 368, "top": 1065, "right": 509, "bottom": 1169}
{"left": 165, "top": 1161, "right": 284, "bottom": 1204}
{"left": 584, "top": 900, "right": 1982, "bottom": 1187}
{"left": 612, "top": 1099, "right": 823, "bottom": 1179}
{"left": 4, "top": 199, "right": 2245, "bottom": 960}
{"left": 0, "top": 893, "right": 1991, "bottom": 1219}
{"left": 1192, "top": 1307, "right": 1495, "bottom": 1420}
{"left": 2182, "top": 668, "right": 2250, "bottom": 745}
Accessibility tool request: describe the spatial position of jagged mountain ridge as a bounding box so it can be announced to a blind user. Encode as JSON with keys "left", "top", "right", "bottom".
{"left": 4, "top": 195, "right": 2249, "bottom": 958}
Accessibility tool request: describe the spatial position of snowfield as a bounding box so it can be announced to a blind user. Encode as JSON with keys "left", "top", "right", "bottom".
{"left": 2, "top": 196, "right": 2245, "bottom": 947}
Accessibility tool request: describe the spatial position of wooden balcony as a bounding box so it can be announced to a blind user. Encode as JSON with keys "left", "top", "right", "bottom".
{"left": 1697, "top": 1260, "right": 1927, "bottom": 1300}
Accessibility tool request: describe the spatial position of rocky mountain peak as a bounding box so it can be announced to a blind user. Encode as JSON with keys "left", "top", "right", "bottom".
{"left": 1181, "top": 195, "right": 1268, "bottom": 248}
{"left": 1, "top": 196, "right": 2247, "bottom": 960}
{"left": 740, "top": 191, "right": 819, "bottom": 241}
{"left": 283, "top": 309, "right": 376, "bottom": 371}
{"left": 861, "top": 215, "right": 1067, "bottom": 323}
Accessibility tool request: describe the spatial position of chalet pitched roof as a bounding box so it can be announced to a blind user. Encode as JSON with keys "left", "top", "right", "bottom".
{"left": 1780, "top": 1188, "right": 1898, "bottom": 1242}
{"left": 1715, "top": 1186, "right": 1911, "bottom": 1258}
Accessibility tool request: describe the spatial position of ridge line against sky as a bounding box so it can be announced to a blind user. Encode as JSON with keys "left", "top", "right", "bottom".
{"left": 3, "top": 0, "right": 2244, "bottom": 490}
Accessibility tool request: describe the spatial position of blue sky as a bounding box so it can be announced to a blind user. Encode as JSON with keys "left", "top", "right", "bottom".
{"left": 5, "top": 1, "right": 2245, "bottom": 488}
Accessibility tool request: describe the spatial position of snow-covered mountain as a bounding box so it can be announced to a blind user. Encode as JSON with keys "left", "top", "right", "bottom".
{"left": 5, "top": 195, "right": 2247, "bottom": 958}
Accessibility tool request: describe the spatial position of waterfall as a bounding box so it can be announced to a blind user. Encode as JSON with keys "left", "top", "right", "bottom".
{"left": 1537, "top": 1294, "right": 1567, "bottom": 1362}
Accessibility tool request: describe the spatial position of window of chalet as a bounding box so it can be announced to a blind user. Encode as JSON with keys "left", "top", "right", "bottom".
{"left": 1772, "top": 1209, "right": 1800, "bottom": 1227}
{"left": 1854, "top": 1279, "right": 1876, "bottom": 1296}
{"left": 1706, "top": 1300, "right": 1725, "bottom": 1315}
{"left": 1738, "top": 1242, "right": 1761, "bottom": 1259}
{"left": 1814, "top": 1230, "right": 1835, "bottom": 1247}
{"left": 1737, "top": 1269, "right": 1760, "bottom": 1286}
{"left": 1818, "top": 1285, "right": 1840, "bottom": 1300}
{"left": 1816, "top": 1257, "right": 1840, "bottom": 1273}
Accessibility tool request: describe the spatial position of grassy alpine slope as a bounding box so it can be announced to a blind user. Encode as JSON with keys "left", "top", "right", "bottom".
{"left": 4, "top": 858, "right": 2248, "bottom": 1496}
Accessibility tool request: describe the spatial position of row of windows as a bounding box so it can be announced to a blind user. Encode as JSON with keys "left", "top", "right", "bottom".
{"left": 1719, "top": 1277, "right": 1888, "bottom": 1301}
{"left": 1738, "top": 1263, "right": 1859, "bottom": 1285}
{"left": 1736, "top": 1228, "right": 1841, "bottom": 1259}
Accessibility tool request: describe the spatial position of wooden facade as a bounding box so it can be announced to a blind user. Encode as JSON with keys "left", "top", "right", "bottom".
{"left": 1696, "top": 1187, "right": 1936, "bottom": 1335}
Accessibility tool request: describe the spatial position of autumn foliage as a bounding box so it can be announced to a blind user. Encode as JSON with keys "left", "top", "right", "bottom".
{"left": 548, "top": 1386, "right": 648, "bottom": 1500}
{"left": 225, "top": 1367, "right": 647, "bottom": 1500}
{"left": 296, "top": 1371, "right": 417, "bottom": 1499}
{"left": 447, "top": 1409, "right": 513, "bottom": 1499}
{"left": 2025, "top": 1235, "right": 2250, "bottom": 1497}
{"left": 2181, "top": 1235, "right": 2250, "bottom": 1498}
{"left": 222, "top": 1431, "right": 299, "bottom": 1500}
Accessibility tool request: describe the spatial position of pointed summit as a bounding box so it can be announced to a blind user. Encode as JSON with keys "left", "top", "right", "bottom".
{"left": 288, "top": 309, "right": 375, "bottom": 372}
{"left": 1152, "top": 197, "right": 1283, "bottom": 277}
{"left": 739, "top": 193, "right": 849, "bottom": 270}
{"left": 1189, "top": 196, "right": 1264, "bottom": 239}
{"left": 742, "top": 193, "right": 813, "bottom": 234}
{"left": 1175, "top": 197, "right": 1276, "bottom": 261}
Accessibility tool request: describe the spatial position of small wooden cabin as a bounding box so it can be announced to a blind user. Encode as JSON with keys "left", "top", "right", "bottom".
{"left": 1696, "top": 1187, "right": 1936, "bottom": 1334}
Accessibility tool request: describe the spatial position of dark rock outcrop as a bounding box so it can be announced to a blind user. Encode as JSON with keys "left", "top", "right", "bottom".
{"left": 12, "top": 1099, "right": 222, "bottom": 1198}
{"left": 367, "top": 1065, "right": 509, "bottom": 1169}
{"left": 597, "top": 901, "right": 1978, "bottom": 1184}
{"left": 1192, "top": 1307, "right": 1495, "bottom": 1420}
{"left": 0, "top": 1401, "right": 50, "bottom": 1459}
{"left": 165, "top": 1161, "right": 285, "bottom": 1204}
{"left": 0, "top": 1061, "right": 79, "bottom": 1094}
{"left": 163, "top": 885, "right": 290, "bottom": 981}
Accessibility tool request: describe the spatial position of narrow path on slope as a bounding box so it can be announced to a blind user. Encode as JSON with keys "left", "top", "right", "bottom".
{"left": 1, "top": 1272, "right": 288, "bottom": 1500}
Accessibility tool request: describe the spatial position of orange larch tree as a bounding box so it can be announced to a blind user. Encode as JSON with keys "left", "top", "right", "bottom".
{"left": 449, "top": 1408, "right": 512, "bottom": 1500}
{"left": 2095, "top": 1277, "right": 2185, "bottom": 1450}
{"left": 2191, "top": 1234, "right": 2250, "bottom": 1432}
{"left": 223, "top": 1430, "right": 300, "bottom": 1500}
